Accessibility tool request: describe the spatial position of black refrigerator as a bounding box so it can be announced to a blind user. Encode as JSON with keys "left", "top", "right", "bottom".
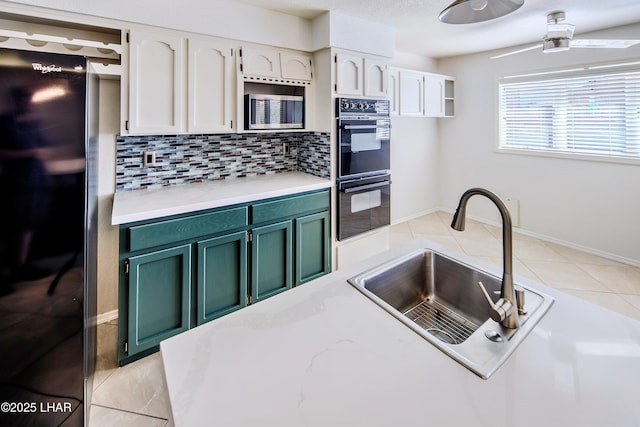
{"left": 0, "top": 48, "right": 97, "bottom": 426}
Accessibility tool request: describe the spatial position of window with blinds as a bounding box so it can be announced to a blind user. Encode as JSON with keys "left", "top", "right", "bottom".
{"left": 498, "top": 67, "right": 640, "bottom": 160}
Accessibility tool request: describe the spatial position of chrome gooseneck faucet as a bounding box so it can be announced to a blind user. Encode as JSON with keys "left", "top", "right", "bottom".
{"left": 451, "top": 188, "right": 520, "bottom": 329}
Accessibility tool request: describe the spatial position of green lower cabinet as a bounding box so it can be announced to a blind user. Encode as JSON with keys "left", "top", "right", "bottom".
{"left": 119, "top": 190, "right": 331, "bottom": 364}
{"left": 127, "top": 244, "right": 191, "bottom": 355}
{"left": 197, "top": 231, "right": 247, "bottom": 325}
{"left": 295, "top": 211, "right": 331, "bottom": 285}
{"left": 251, "top": 220, "right": 293, "bottom": 303}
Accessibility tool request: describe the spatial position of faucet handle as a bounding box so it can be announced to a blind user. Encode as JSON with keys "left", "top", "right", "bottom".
{"left": 477, "top": 281, "right": 514, "bottom": 324}
{"left": 515, "top": 286, "right": 527, "bottom": 315}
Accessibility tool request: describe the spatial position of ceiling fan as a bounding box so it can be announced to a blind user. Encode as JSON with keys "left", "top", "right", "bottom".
{"left": 491, "top": 11, "right": 640, "bottom": 59}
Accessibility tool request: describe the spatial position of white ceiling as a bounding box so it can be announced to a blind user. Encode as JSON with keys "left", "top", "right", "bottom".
{"left": 232, "top": 0, "right": 640, "bottom": 58}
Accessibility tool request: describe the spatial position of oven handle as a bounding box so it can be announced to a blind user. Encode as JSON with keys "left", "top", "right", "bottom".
{"left": 342, "top": 124, "right": 389, "bottom": 130}
{"left": 341, "top": 181, "right": 389, "bottom": 193}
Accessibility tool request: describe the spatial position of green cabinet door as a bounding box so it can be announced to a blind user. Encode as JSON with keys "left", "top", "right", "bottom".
{"left": 251, "top": 220, "right": 293, "bottom": 303}
{"left": 197, "top": 231, "right": 247, "bottom": 325}
{"left": 295, "top": 211, "right": 331, "bottom": 285}
{"left": 127, "top": 244, "right": 191, "bottom": 355}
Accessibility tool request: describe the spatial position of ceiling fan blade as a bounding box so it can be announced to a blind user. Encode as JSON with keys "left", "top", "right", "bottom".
{"left": 490, "top": 43, "right": 543, "bottom": 59}
{"left": 570, "top": 39, "right": 640, "bottom": 49}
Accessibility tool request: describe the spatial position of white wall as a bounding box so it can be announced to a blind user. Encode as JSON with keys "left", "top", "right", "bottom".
{"left": 437, "top": 23, "right": 640, "bottom": 264}
{"left": 389, "top": 52, "right": 441, "bottom": 222}
{"left": 311, "top": 11, "right": 395, "bottom": 57}
{"left": 389, "top": 116, "right": 440, "bottom": 222}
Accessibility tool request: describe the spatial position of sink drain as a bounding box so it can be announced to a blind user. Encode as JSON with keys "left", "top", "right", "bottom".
{"left": 425, "top": 328, "right": 457, "bottom": 345}
{"left": 404, "top": 299, "right": 479, "bottom": 344}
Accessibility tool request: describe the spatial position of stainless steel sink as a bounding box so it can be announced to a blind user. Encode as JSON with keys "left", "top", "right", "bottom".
{"left": 348, "top": 248, "right": 554, "bottom": 379}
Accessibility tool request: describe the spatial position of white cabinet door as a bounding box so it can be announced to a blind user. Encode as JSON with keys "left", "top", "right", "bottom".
{"left": 335, "top": 52, "right": 388, "bottom": 98}
{"left": 388, "top": 68, "right": 400, "bottom": 116}
{"left": 399, "top": 71, "right": 424, "bottom": 116}
{"left": 335, "top": 52, "right": 363, "bottom": 96}
{"left": 424, "top": 74, "right": 445, "bottom": 117}
{"left": 280, "top": 52, "right": 312, "bottom": 81}
{"left": 364, "top": 58, "right": 387, "bottom": 97}
{"left": 241, "top": 47, "right": 281, "bottom": 79}
{"left": 188, "top": 38, "right": 235, "bottom": 133}
{"left": 128, "top": 30, "right": 184, "bottom": 134}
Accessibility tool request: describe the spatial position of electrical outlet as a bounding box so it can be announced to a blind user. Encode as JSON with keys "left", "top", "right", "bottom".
{"left": 282, "top": 142, "right": 290, "bottom": 156}
{"left": 143, "top": 151, "right": 156, "bottom": 167}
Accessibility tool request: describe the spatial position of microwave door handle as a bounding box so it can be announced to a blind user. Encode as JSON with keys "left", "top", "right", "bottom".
{"left": 342, "top": 181, "right": 389, "bottom": 193}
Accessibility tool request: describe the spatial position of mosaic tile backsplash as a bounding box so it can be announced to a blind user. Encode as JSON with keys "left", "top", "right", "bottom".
{"left": 115, "top": 132, "right": 330, "bottom": 191}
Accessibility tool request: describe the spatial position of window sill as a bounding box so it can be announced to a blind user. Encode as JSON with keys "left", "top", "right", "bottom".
{"left": 494, "top": 147, "right": 640, "bottom": 166}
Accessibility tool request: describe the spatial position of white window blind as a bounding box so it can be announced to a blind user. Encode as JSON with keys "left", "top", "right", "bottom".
{"left": 499, "top": 68, "right": 640, "bottom": 159}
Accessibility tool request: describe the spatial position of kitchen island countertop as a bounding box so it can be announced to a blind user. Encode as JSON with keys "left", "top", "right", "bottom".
{"left": 160, "top": 238, "right": 640, "bottom": 427}
{"left": 111, "top": 171, "right": 332, "bottom": 225}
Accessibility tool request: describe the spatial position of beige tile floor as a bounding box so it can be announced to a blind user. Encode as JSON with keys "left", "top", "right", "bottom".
{"left": 89, "top": 211, "right": 640, "bottom": 426}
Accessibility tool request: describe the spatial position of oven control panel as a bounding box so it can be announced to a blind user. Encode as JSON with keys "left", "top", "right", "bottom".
{"left": 337, "top": 98, "right": 390, "bottom": 116}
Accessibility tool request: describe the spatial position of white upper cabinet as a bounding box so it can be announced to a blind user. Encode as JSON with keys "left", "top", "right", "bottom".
{"left": 280, "top": 51, "right": 312, "bottom": 81}
{"left": 335, "top": 51, "right": 388, "bottom": 98}
{"left": 391, "top": 66, "right": 455, "bottom": 118}
{"left": 241, "top": 47, "right": 312, "bottom": 83}
{"left": 335, "top": 52, "right": 364, "bottom": 96}
{"left": 125, "top": 29, "right": 237, "bottom": 135}
{"left": 399, "top": 70, "right": 424, "bottom": 116}
{"left": 424, "top": 73, "right": 445, "bottom": 117}
{"left": 241, "top": 47, "right": 281, "bottom": 79}
{"left": 127, "top": 30, "right": 184, "bottom": 134}
{"left": 364, "top": 58, "right": 387, "bottom": 98}
{"left": 388, "top": 68, "right": 400, "bottom": 116}
{"left": 188, "top": 38, "right": 235, "bottom": 133}
{"left": 444, "top": 79, "right": 455, "bottom": 117}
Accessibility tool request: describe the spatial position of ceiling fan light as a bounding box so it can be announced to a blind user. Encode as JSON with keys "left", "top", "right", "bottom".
{"left": 439, "top": 0, "right": 524, "bottom": 24}
{"left": 547, "top": 22, "right": 575, "bottom": 39}
{"left": 543, "top": 38, "right": 571, "bottom": 53}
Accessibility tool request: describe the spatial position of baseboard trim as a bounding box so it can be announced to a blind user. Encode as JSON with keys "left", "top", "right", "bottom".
{"left": 438, "top": 207, "right": 640, "bottom": 268}
{"left": 391, "top": 208, "right": 440, "bottom": 226}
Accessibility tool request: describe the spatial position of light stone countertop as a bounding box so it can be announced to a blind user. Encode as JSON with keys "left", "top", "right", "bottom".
{"left": 111, "top": 171, "right": 332, "bottom": 225}
{"left": 161, "top": 238, "right": 640, "bottom": 427}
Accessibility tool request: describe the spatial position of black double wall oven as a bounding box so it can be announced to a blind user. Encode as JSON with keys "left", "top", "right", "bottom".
{"left": 336, "top": 98, "right": 391, "bottom": 240}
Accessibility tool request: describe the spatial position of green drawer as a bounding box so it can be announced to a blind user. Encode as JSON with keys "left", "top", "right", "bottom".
{"left": 128, "top": 206, "right": 248, "bottom": 252}
{"left": 251, "top": 190, "right": 330, "bottom": 225}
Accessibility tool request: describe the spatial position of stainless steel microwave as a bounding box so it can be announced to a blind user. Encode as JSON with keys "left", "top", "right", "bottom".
{"left": 245, "top": 94, "right": 304, "bottom": 130}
